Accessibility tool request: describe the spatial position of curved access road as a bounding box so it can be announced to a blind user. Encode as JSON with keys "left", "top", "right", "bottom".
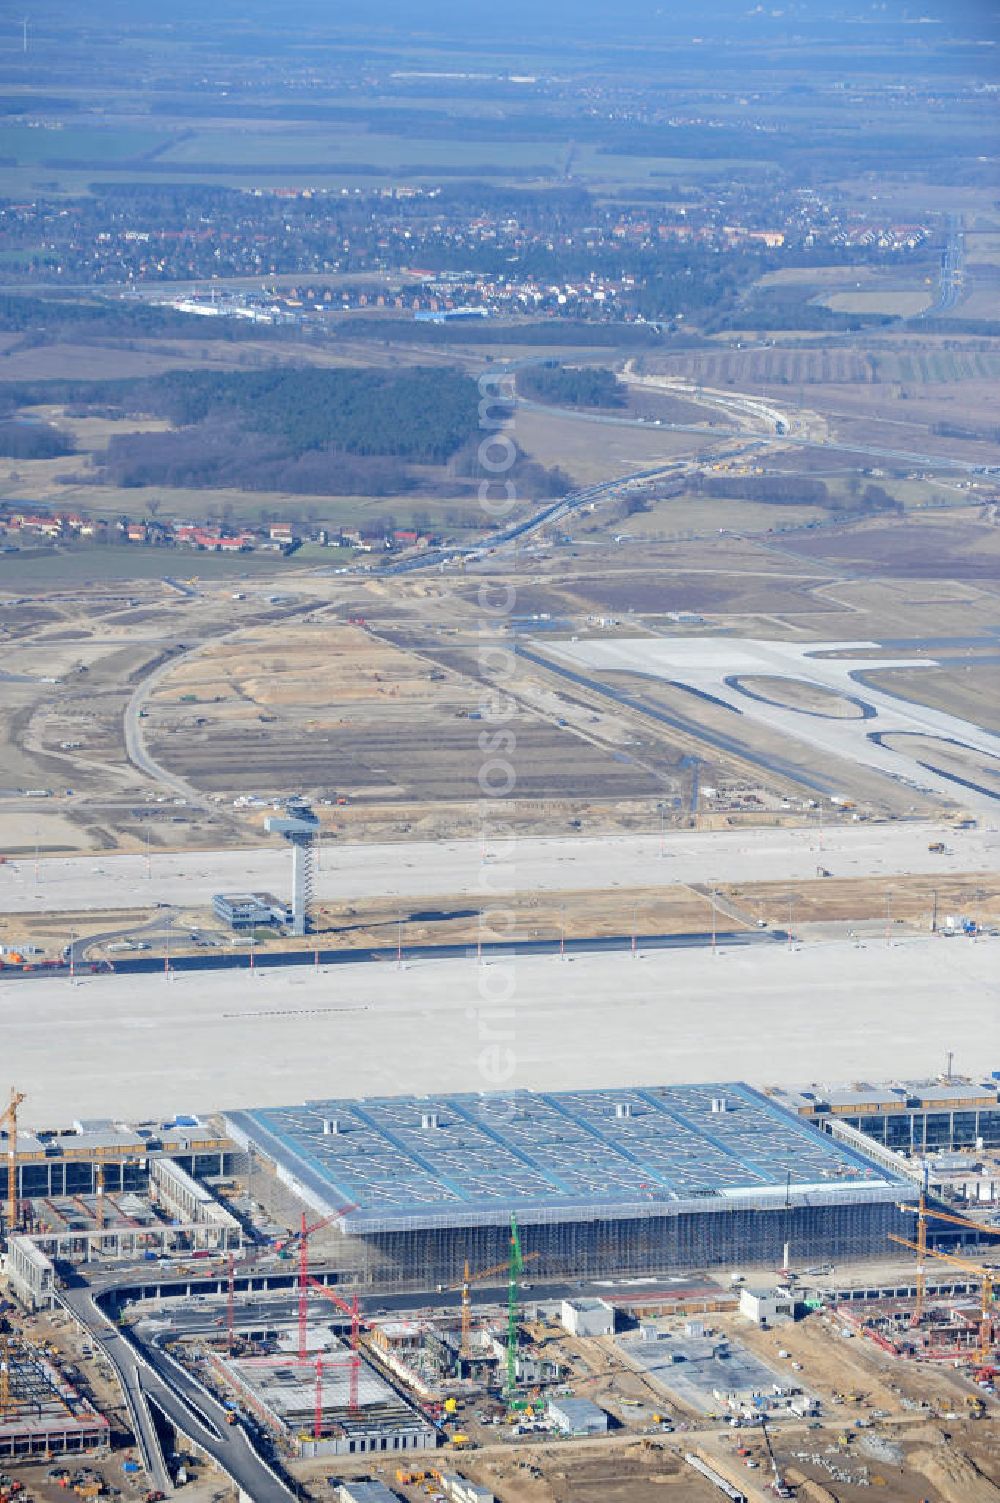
{"left": 60, "top": 1281, "right": 296, "bottom": 1503}
{"left": 123, "top": 644, "right": 215, "bottom": 810}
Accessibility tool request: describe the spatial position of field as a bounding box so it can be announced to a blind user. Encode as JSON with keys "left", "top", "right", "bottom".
{"left": 512, "top": 402, "right": 721, "bottom": 486}
{"left": 541, "top": 564, "right": 837, "bottom": 618}
{"left": 781, "top": 513, "right": 1000, "bottom": 582}
{"left": 966, "top": 232, "right": 1000, "bottom": 266}
{"left": 866, "top": 664, "right": 1000, "bottom": 736}
{"left": 0, "top": 121, "right": 768, "bottom": 199}
{"left": 0, "top": 545, "right": 299, "bottom": 585}
{"left": 637, "top": 344, "right": 1000, "bottom": 387}
{"left": 593, "top": 491, "right": 831, "bottom": 538}
{"left": 0, "top": 123, "right": 166, "bottom": 165}
{"left": 159, "top": 125, "right": 564, "bottom": 175}
{"left": 820, "top": 289, "right": 933, "bottom": 317}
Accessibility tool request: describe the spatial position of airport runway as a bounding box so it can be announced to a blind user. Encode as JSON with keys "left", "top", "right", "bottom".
{"left": 5, "top": 932, "right": 997, "bottom": 1125}
{"left": 0, "top": 821, "right": 996, "bottom": 916}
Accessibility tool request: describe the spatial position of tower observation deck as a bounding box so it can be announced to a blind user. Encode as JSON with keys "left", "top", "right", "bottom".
{"left": 264, "top": 801, "right": 319, "bottom": 936}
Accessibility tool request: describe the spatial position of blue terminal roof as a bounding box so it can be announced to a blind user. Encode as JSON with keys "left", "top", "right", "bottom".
{"left": 225, "top": 1083, "right": 909, "bottom": 1234}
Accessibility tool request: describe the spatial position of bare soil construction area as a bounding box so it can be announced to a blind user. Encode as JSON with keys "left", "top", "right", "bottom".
{"left": 876, "top": 732, "right": 1000, "bottom": 799}
{"left": 3, "top": 414, "right": 1000, "bottom": 856}
{"left": 144, "top": 620, "right": 663, "bottom": 805}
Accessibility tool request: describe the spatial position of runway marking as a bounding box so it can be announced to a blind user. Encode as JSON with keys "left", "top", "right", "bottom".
{"left": 223, "top": 1005, "right": 372, "bottom": 1019}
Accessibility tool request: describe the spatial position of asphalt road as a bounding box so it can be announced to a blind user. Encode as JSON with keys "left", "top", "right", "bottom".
{"left": 922, "top": 215, "right": 965, "bottom": 317}
{"left": 61, "top": 1281, "right": 296, "bottom": 1502}
{"left": 49, "top": 925, "right": 775, "bottom": 978}
{"left": 122, "top": 647, "right": 209, "bottom": 807}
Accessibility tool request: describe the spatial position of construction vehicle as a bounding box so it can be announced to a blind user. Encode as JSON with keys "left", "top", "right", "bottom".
{"left": 759, "top": 1415, "right": 793, "bottom": 1498}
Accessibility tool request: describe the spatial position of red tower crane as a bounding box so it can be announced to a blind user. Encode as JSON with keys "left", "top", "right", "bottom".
{"left": 226, "top": 1253, "right": 236, "bottom": 1353}
{"left": 311, "top": 1346, "right": 364, "bottom": 1440}
{"left": 307, "top": 1279, "right": 370, "bottom": 1416}
{"left": 286, "top": 1207, "right": 356, "bottom": 1362}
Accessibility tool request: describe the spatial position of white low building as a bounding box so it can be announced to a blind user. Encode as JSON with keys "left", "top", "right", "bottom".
{"left": 548, "top": 1396, "right": 609, "bottom": 1435}
{"left": 739, "top": 1285, "right": 796, "bottom": 1326}
{"left": 561, "top": 1297, "right": 615, "bottom": 1337}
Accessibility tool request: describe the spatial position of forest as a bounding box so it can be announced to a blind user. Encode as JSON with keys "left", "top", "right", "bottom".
{"left": 93, "top": 366, "right": 481, "bottom": 495}
{"left": 694, "top": 474, "right": 902, "bottom": 511}
{"left": 518, "top": 364, "right": 626, "bottom": 408}
{"left": 0, "top": 418, "right": 75, "bottom": 459}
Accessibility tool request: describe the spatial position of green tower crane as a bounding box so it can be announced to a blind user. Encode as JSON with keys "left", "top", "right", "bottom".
{"left": 505, "top": 1212, "right": 523, "bottom": 1400}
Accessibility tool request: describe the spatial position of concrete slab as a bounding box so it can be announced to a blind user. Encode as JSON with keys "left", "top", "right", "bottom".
{"left": 4, "top": 933, "right": 997, "bottom": 1126}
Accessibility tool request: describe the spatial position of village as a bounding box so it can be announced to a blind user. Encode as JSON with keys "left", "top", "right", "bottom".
{"left": 0, "top": 506, "right": 433, "bottom": 559}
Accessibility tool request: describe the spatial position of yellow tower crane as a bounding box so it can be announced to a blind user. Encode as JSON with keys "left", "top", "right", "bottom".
{"left": 889, "top": 1232, "right": 997, "bottom": 1367}
{"left": 452, "top": 1249, "right": 539, "bottom": 1359}
{"left": 900, "top": 1191, "right": 1000, "bottom": 1323}
{"left": 0, "top": 1332, "right": 10, "bottom": 1419}
{"left": 0, "top": 1089, "right": 26, "bottom": 1238}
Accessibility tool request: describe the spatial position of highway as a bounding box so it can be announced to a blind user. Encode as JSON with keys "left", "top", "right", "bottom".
{"left": 382, "top": 383, "right": 993, "bottom": 580}
{"left": 512, "top": 393, "right": 991, "bottom": 474}
{"left": 921, "top": 215, "right": 965, "bottom": 317}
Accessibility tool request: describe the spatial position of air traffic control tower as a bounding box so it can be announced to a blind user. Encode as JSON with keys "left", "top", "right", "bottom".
{"left": 264, "top": 801, "right": 319, "bottom": 936}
